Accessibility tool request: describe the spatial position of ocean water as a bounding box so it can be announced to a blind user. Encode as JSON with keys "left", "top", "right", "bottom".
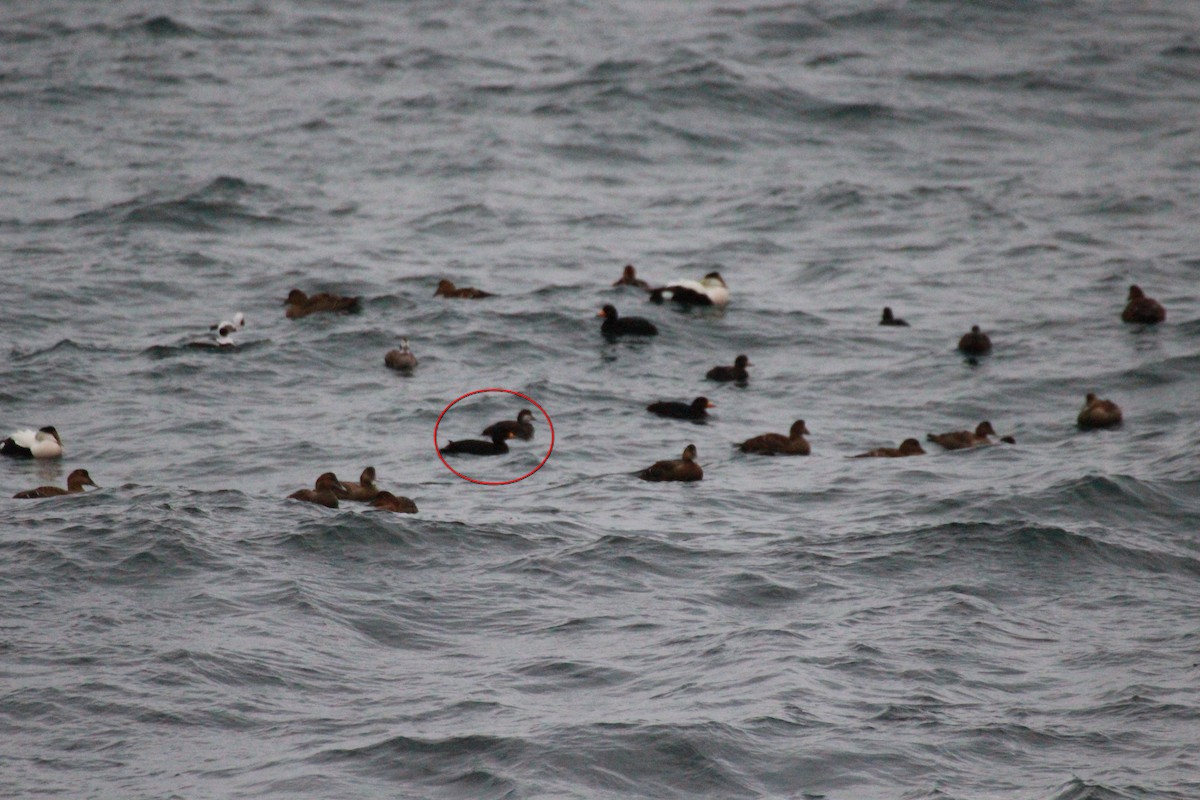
{"left": 3, "top": 2, "right": 1199, "bottom": 798}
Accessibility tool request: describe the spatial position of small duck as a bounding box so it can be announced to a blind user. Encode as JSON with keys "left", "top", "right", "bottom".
{"left": 439, "top": 428, "right": 515, "bottom": 456}
{"left": 1121, "top": 285, "right": 1165, "bottom": 324}
{"left": 434, "top": 279, "right": 493, "bottom": 299}
{"left": 879, "top": 307, "right": 909, "bottom": 327}
{"left": 649, "top": 271, "right": 730, "bottom": 307}
{"left": 852, "top": 438, "right": 926, "bottom": 458}
{"left": 1077, "top": 393, "right": 1122, "bottom": 430}
{"left": 739, "top": 419, "right": 811, "bottom": 456}
{"left": 612, "top": 264, "right": 650, "bottom": 290}
{"left": 927, "top": 421, "right": 998, "bottom": 450}
{"left": 371, "top": 491, "right": 418, "bottom": 514}
{"left": 638, "top": 443, "right": 703, "bottom": 482}
{"left": 647, "top": 396, "right": 714, "bottom": 421}
{"left": 482, "top": 409, "right": 535, "bottom": 441}
{"left": 288, "top": 472, "right": 346, "bottom": 508}
{"left": 209, "top": 312, "right": 245, "bottom": 334}
{"left": 706, "top": 354, "right": 752, "bottom": 383}
{"left": 957, "top": 325, "right": 992, "bottom": 356}
{"left": 284, "top": 289, "right": 361, "bottom": 318}
{"left": 384, "top": 338, "right": 418, "bottom": 371}
{"left": 1, "top": 426, "right": 63, "bottom": 459}
{"left": 598, "top": 305, "right": 658, "bottom": 337}
{"left": 13, "top": 468, "right": 97, "bottom": 498}
{"left": 340, "top": 467, "right": 380, "bottom": 502}
{"left": 191, "top": 314, "right": 243, "bottom": 348}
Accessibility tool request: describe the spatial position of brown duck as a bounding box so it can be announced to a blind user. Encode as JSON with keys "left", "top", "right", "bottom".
{"left": 340, "top": 467, "right": 380, "bottom": 502}
{"left": 288, "top": 472, "right": 346, "bottom": 508}
{"left": 284, "top": 289, "right": 361, "bottom": 318}
{"left": 612, "top": 264, "right": 650, "bottom": 289}
{"left": 13, "top": 468, "right": 98, "bottom": 498}
{"left": 927, "top": 421, "right": 998, "bottom": 450}
{"left": 739, "top": 420, "right": 811, "bottom": 456}
{"left": 1077, "top": 393, "right": 1122, "bottom": 430}
{"left": 371, "top": 491, "right": 418, "bottom": 514}
{"left": 434, "top": 279, "right": 492, "bottom": 299}
{"left": 1121, "top": 285, "right": 1165, "bottom": 324}
{"left": 638, "top": 444, "right": 703, "bottom": 482}
{"left": 957, "top": 325, "right": 992, "bottom": 356}
{"left": 852, "top": 438, "right": 926, "bottom": 458}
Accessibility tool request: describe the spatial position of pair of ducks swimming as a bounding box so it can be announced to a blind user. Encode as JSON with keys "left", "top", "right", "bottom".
{"left": 439, "top": 410, "right": 536, "bottom": 456}
{"left": 288, "top": 467, "right": 417, "bottom": 513}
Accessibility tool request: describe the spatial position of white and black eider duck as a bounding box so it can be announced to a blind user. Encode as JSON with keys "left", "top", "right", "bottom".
{"left": 1, "top": 426, "right": 64, "bottom": 458}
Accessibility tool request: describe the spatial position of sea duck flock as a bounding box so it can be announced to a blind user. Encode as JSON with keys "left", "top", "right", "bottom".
{"left": 3, "top": 276, "right": 1163, "bottom": 497}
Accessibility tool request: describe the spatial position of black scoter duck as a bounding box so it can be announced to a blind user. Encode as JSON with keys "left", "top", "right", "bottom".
{"left": 439, "top": 428, "right": 515, "bottom": 456}
{"left": 647, "top": 396, "right": 713, "bottom": 420}
{"left": 706, "top": 355, "right": 751, "bottom": 383}
{"left": 957, "top": 325, "right": 992, "bottom": 356}
{"left": 879, "top": 307, "right": 909, "bottom": 326}
{"left": 598, "top": 305, "right": 658, "bottom": 337}
{"left": 482, "top": 409, "right": 535, "bottom": 441}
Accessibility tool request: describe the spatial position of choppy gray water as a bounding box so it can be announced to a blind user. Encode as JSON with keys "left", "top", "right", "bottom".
{"left": 3, "top": 2, "right": 1199, "bottom": 798}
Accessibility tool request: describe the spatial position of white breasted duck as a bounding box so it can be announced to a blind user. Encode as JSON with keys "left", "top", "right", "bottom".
{"left": 1, "top": 426, "right": 64, "bottom": 458}
{"left": 649, "top": 271, "right": 730, "bottom": 307}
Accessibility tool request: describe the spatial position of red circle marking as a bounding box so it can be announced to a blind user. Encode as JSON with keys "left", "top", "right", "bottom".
{"left": 434, "top": 388, "right": 555, "bottom": 485}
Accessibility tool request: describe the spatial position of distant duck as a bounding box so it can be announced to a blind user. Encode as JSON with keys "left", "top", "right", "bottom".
{"left": 209, "top": 312, "right": 245, "bottom": 334}
{"left": 434, "top": 279, "right": 493, "bottom": 299}
{"left": 957, "top": 325, "right": 992, "bottom": 356}
{"left": 340, "top": 467, "right": 380, "bottom": 502}
{"left": 612, "top": 264, "right": 650, "bottom": 290}
{"left": 284, "top": 289, "right": 361, "bottom": 318}
{"left": 1077, "top": 393, "right": 1122, "bottom": 430}
{"left": 371, "top": 490, "right": 418, "bottom": 514}
{"left": 739, "top": 419, "right": 811, "bottom": 456}
{"left": 13, "top": 468, "right": 97, "bottom": 498}
{"left": 706, "top": 355, "right": 752, "bottom": 383}
{"left": 439, "top": 428, "right": 515, "bottom": 456}
{"left": 191, "top": 313, "right": 244, "bottom": 348}
{"left": 927, "top": 421, "right": 998, "bottom": 450}
{"left": 649, "top": 271, "right": 730, "bottom": 307}
{"left": 482, "top": 409, "right": 535, "bottom": 441}
{"left": 1, "top": 426, "right": 63, "bottom": 459}
{"left": 852, "top": 438, "right": 926, "bottom": 458}
{"left": 879, "top": 307, "right": 909, "bottom": 326}
{"left": 288, "top": 472, "right": 346, "bottom": 508}
{"left": 384, "top": 338, "right": 418, "bottom": 371}
{"left": 598, "top": 304, "right": 658, "bottom": 337}
{"left": 1121, "top": 285, "right": 1165, "bottom": 324}
{"left": 647, "top": 396, "right": 714, "bottom": 421}
{"left": 638, "top": 443, "right": 703, "bottom": 482}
